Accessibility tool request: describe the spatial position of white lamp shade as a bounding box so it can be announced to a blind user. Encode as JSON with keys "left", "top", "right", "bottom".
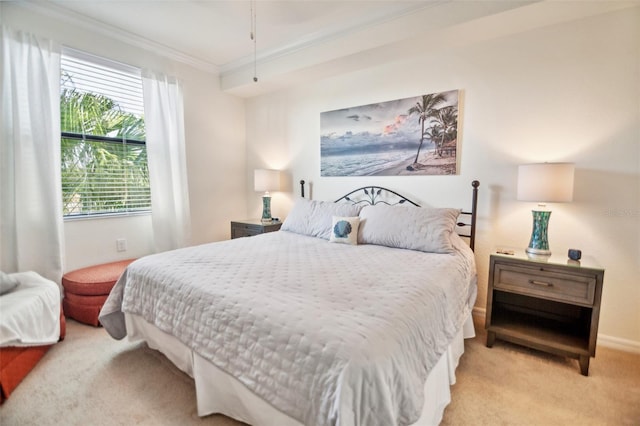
{"left": 517, "top": 163, "right": 575, "bottom": 203}
{"left": 254, "top": 169, "right": 280, "bottom": 193}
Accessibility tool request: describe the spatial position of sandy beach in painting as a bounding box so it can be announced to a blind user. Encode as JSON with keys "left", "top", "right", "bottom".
{"left": 370, "top": 148, "right": 457, "bottom": 176}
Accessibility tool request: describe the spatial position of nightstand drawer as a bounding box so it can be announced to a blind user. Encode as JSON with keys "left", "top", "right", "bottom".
{"left": 230, "top": 220, "right": 282, "bottom": 239}
{"left": 235, "top": 223, "right": 262, "bottom": 234}
{"left": 494, "top": 263, "right": 596, "bottom": 306}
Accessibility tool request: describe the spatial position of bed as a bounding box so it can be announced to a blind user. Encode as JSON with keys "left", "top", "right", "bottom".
{"left": 100, "top": 181, "right": 480, "bottom": 426}
{"left": 0, "top": 271, "right": 65, "bottom": 403}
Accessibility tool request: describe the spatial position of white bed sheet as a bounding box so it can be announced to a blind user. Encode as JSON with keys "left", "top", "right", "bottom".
{"left": 126, "top": 312, "right": 475, "bottom": 426}
{"left": 0, "top": 271, "right": 61, "bottom": 347}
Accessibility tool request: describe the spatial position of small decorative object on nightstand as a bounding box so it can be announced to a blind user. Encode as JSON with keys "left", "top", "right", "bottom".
{"left": 568, "top": 248, "right": 582, "bottom": 261}
{"left": 485, "top": 249, "right": 604, "bottom": 376}
{"left": 231, "top": 219, "right": 282, "bottom": 239}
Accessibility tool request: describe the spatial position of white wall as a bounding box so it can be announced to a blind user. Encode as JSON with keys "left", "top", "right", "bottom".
{"left": 2, "top": 2, "right": 247, "bottom": 271}
{"left": 245, "top": 8, "right": 640, "bottom": 347}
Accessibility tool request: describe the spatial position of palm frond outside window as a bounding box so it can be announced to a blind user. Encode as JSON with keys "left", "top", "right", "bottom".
{"left": 60, "top": 49, "right": 150, "bottom": 217}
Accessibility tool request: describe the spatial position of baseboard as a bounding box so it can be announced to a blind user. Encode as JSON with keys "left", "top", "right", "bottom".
{"left": 472, "top": 306, "right": 486, "bottom": 328}
{"left": 472, "top": 306, "right": 640, "bottom": 354}
{"left": 597, "top": 334, "right": 640, "bottom": 354}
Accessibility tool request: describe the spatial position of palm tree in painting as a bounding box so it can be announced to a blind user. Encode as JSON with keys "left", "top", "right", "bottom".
{"left": 434, "top": 105, "right": 458, "bottom": 156}
{"left": 424, "top": 124, "right": 443, "bottom": 156}
{"left": 406, "top": 93, "right": 446, "bottom": 169}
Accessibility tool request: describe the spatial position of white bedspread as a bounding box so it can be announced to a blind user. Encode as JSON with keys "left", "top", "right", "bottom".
{"left": 100, "top": 231, "right": 476, "bottom": 426}
{"left": 0, "top": 271, "right": 61, "bottom": 347}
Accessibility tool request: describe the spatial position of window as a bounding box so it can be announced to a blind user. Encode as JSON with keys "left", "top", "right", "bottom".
{"left": 60, "top": 48, "right": 150, "bottom": 217}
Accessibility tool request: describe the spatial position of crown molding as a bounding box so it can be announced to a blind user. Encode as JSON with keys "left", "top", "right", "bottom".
{"left": 19, "top": 0, "right": 219, "bottom": 74}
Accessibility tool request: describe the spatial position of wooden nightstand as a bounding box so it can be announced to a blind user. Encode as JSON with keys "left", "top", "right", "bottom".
{"left": 485, "top": 249, "right": 604, "bottom": 376}
{"left": 230, "top": 219, "right": 282, "bottom": 239}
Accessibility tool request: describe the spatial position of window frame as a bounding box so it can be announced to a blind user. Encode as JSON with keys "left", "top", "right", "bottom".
{"left": 60, "top": 48, "right": 151, "bottom": 220}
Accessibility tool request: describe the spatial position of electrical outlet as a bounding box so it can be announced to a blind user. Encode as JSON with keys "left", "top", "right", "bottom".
{"left": 116, "top": 238, "right": 127, "bottom": 252}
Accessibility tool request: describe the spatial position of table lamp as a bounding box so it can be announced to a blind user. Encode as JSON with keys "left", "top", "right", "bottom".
{"left": 517, "top": 163, "right": 574, "bottom": 256}
{"left": 254, "top": 169, "right": 280, "bottom": 223}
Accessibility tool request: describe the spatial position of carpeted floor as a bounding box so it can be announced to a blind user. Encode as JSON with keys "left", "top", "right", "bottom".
{"left": 1, "top": 318, "right": 639, "bottom": 425}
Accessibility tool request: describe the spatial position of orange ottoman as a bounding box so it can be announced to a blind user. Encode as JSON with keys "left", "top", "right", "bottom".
{"left": 62, "top": 259, "right": 136, "bottom": 326}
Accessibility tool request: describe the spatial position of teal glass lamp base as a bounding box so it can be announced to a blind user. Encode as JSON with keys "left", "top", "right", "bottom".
{"left": 526, "top": 210, "right": 552, "bottom": 256}
{"left": 261, "top": 195, "right": 272, "bottom": 223}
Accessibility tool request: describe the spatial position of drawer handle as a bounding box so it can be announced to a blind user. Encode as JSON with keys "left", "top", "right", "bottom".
{"left": 529, "top": 279, "right": 553, "bottom": 287}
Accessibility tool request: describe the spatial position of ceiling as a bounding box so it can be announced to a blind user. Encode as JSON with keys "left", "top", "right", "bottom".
{"left": 41, "top": 1, "right": 440, "bottom": 71}
{"left": 28, "top": 0, "right": 636, "bottom": 97}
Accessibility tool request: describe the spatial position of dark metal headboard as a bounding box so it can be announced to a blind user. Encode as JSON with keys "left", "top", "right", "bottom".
{"left": 334, "top": 187, "right": 420, "bottom": 207}
{"left": 299, "top": 180, "right": 480, "bottom": 251}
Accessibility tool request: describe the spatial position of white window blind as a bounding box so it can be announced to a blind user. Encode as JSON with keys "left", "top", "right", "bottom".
{"left": 60, "top": 48, "right": 150, "bottom": 217}
{"left": 61, "top": 48, "right": 144, "bottom": 117}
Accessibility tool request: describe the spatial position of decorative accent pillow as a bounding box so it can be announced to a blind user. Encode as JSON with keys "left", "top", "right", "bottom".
{"left": 329, "top": 216, "right": 360, "bottom": 245}
{"left": 358, "top": 204, "right": 461, "bottom": 253}
{"left": 281, "top": 198, "right": 362, "bottom": 240}
{"left": 0, "top": 271, "right": 20, "bottom": 295}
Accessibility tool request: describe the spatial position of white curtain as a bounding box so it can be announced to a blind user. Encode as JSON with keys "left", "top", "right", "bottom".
{"left": 142, "top": 70, "right": 191, "bottom": 252}
{"left": 0, "top": 27, "right": 64, "bottom": 285}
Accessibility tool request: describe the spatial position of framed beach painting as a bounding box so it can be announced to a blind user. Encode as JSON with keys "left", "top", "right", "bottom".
{"left": 320, "top": 89, "right": 460, "bottom": 176}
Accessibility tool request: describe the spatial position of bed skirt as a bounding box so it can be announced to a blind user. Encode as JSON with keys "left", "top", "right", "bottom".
{"left": 125, "top": 313, "right": 475, "bottom": 426}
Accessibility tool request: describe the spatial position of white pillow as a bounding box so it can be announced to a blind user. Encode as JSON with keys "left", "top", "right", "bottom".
{"left": 329, "top": 216, "right": 360, "bottom": 245}
{"left": 358, "top": 204, "right": 461, "bottom": 253}
{"left": 0, "top": 271, "right": 20, "bottom": 295}
{"left": 281, "top": 198, "right": 362, "bottom": 240}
